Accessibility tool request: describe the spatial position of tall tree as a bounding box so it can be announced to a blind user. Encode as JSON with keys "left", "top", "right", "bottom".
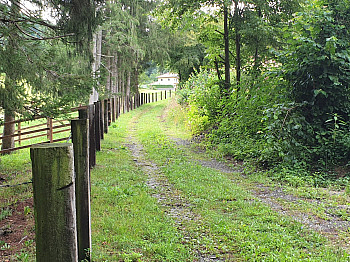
{"left": 99, "top": 0, "right": 171, "bottom": 105}
{"left": 0, "top": 0, "right": 102, "bottom": 152}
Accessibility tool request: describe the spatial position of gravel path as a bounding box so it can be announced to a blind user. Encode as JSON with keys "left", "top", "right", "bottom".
{"left": 125, "top": 117, "right": 224, "bottom": 261}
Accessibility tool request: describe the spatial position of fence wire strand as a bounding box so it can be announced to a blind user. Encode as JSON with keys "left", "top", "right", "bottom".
{"left": 0, "top": 180, "right": 33, "bottom": 188}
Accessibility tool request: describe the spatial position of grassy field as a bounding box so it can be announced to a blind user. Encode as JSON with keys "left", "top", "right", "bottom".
{"left": 1, "top": 98, "right": 350, "bottom": 261}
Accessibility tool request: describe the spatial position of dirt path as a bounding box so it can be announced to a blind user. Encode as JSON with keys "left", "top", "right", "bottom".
{"left": 125, "top": 115, "right": 224, "bottom": 261}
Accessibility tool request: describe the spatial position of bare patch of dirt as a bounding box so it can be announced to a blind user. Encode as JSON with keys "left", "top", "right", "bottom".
{"left": 0, "top": 198, "right": 35, "bottom": 261}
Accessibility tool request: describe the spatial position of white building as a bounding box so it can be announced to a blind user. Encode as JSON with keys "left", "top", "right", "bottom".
{"left": 150, "top": 73, "right": 179, "bottom": 89}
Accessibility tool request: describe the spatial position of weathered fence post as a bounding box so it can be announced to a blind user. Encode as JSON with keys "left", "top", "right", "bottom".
{"left": 71, "top": 119, "right": 91, "bottom": 262}
{"left": 104, "top": 99, "right": 108, "bottom": 134}
{"left": 112, "top": 97, "right": 116, "bottom": 122}
{"left": 79, "top": 106, "right": 96, "bottom": 168}
{"left": 94, "top": 101, "right": 101, "bottom": 151}
{"left": 46, "top": 118, "right": 53, "bottom": 143}
{"left": 161, "top": 91, "right": 163, "bottom": 101}
{"left": 170, "top": 89, "right": 172, "bottom": 97}
{"left": 31, "top": 143, "right": 78, "bottom": 262}
{"left": 116, "top": 97, "right": 119, "bottom": 119}
{"left": 148, "top": 93, "right": 151, "bottom": 104}
{"left": 100, "top": 100, "right": 104, "bottom": 140}
{"left": 165, "top": 90, "right": 167, "bottom": 99}
{"left": 107, "top": 99, "right": 111, "bottom": 126}
{"left": 17, "top": 122, "right": 21, "bottom": 145}
{"left": 155, "top": 92, "right": 158, "bottom": 102}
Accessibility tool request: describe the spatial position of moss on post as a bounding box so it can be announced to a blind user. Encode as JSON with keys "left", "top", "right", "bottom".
{"left": 30, "top": 143, "right": 77, "bottom": 262}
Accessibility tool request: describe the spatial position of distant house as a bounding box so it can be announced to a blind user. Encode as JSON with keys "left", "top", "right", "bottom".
{"left": 150, "top": 73, "right": 179, "bottom": 89}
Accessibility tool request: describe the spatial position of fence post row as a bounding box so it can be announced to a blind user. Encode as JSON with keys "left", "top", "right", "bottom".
{"left": 31, "top": 143, "right": 78, "bottom": 262}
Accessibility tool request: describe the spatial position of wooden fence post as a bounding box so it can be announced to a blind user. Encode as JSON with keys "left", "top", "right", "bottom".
{"left": 112, "top": 97, "right": 116, "bottom": 122}
{"left": 115, "top": 96, "right": 120, "bottom": 120}
{"left": 17, "top": 122, "right": 21, "bottom": 145}
{"left": 165, "top": 90, "right": 167, "bottom": 99}
{"left": 148, "top": 93, "right": 150, "bottom": 104}
{"left": 104, "top": 99, "right": 108, "bottom": 134}
{"left": 79, "top": 106, "right": 96, "bottom": 168}
{"left": 46, "top": 118, "right": 53, "bottom": 143}
{"left": 31, "top": 143, "right": 78, "bottom": 262}
{"left": 122, "top": 96, "right": 125, "bottom": 114}
{"left": 170, "top": 89, "right": 172, "bottom": 97}
{"left": 71, "top": 119, "right": 91, "bottom": 262}
{"left": 88, "top": 105, "right": 96, "bottom": 168}
{"left": 161, "top": 91, "right": 163, "bottom": 100}
{"left": 100, "top": 100, "right": 104, "bottom": 139}
{"left": 107, "top": 99, "right": 111, "bottom": 126}
{"left": 94, "top": 101, "right": 101, "bottom": 151}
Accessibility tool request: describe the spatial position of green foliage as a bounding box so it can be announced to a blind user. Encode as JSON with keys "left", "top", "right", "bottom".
{"left": 0, "top": 1, "right": 98, "bottom": 120}
{"left": 177, "top": 1, "right": 350, "bottom": 179}
{"left": 274, "top": 0, "right": 350, "bottom": 167}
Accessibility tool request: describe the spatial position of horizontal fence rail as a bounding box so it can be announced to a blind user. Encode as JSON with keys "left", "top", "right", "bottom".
{"left": 0, "top": 90, "right": 172, "bottom": 155}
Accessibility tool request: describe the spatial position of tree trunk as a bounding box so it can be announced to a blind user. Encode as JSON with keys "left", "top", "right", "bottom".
{"left": 235, "top": 30, "right": 241, "bottom": 88}
{"left": 1, "top": 110, "right": 15, "bottom": 154}
{"left": 89, "top": 29, "right": 102, "bottom": 104}
{"left": 106, "top": 49, "right": 112, "bottom": 93}
{"left": 224, "top": 6, "right": 231, "bottom": 90}
{"left": 233, "top": 0, "right": 241, "bottom": 90}
{"left": 112, "top": 53, "right": 118, "bottom": 94}
{"left": 1, "top": 1, "right": 19, "bottom": 154}
{"left": 126, "top": 71, "right": 131, "bottom": 112}
{"left": 214, "top": 57, "right": 222, "bottom": 81}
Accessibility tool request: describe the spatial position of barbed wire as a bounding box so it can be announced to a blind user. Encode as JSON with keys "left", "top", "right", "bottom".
{"left": 0, "top": 181, "right": 32, "bottom": 189}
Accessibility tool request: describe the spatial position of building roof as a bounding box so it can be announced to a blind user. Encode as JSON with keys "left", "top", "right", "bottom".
{"left": 157, "top": 73, "right": 179, "bottom": 79}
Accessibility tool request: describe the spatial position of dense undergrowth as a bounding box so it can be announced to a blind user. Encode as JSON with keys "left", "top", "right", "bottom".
{"left": 176, "top": 0, "right": 350, "bottom": 188}
{"left": 177, "top": 67, "right": 350, "bottom": 188}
